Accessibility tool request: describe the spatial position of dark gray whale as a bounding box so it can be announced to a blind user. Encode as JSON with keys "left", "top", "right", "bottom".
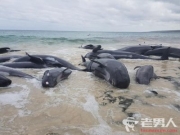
{"left": 42, "top": 68, "right": 72, "bottom": 87}
{"left": 0, "top": 47, "right": 20, "bottom": 54}
{"left": 2, "top": 62, "right": 47, "bottom": 68}
{"left": 134, "top": 65, "right": 158, "bottom": 85}
{"left": 0, "top": 55, "right": 22, "bottom": 63}
{"left": 79, "top": 44, "right": 102, "bottom": 50}
{"left": 85, "top": 46, "right": 170, "bottom": 60}
{"left": 0, "top": 65, "right": 34, "bottom": 78}
{"left": 83, "top": 59, "right": 130, "bottom": 88}
{"left": 13, "top": 54, "right": 80, "bottom": 70}
{"left": 145, "top": 47, "right": 180, "bottom": 58}
{"left": 0, "top": 74, "right": 12, "bottom": 87}
{"left": 116, "top": 44, "right": 163, "bottom": 55}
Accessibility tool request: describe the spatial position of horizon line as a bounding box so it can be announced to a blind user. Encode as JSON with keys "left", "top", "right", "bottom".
{"left": 0, "top": 29, "right": 180, "bottom": 33}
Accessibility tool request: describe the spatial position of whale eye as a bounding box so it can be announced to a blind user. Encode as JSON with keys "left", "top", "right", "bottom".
{"left": 46, "top": 81, "right": 49, "bottom": 85}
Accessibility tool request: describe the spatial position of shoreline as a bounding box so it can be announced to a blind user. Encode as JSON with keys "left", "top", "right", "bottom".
{"left": 0, "top": 31, "right": 180, "bottom": 134}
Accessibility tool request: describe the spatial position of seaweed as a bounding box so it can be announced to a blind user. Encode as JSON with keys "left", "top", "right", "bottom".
{"left": 118, "top": 96, "right": 133, "bottom": 112}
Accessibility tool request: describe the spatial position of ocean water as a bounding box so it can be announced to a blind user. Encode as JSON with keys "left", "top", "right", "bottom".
{"left": 0, "top": 30, "right": 180, "bottom": 135}
{"left": 0, "top": 30, "right": 180, "bottom": 47}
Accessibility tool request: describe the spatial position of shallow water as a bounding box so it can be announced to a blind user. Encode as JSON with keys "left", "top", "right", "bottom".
{"left": 0, "top": 31, "right": 180, "bottom": 135}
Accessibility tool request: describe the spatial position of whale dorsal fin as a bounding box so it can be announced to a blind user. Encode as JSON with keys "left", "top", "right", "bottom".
{"left": 26, "top": 52, "right": 44, "bottom": 64}
{"left": 81, "top": 55, "right": 86, "bottom": 62}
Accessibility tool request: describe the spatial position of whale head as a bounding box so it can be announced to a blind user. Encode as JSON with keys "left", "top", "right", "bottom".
{"left": 42, "top": 68, "right": 72, "bottom": 88}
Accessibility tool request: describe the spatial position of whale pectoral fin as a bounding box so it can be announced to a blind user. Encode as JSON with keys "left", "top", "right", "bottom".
{"left": 134, "top": 66, "right": 141, "bottom": 70}
{"left": 26, "top": 52, "right": 44, "bottom": 64}
{"left": 25, "top": 52, "right": 32, "bottom": 57}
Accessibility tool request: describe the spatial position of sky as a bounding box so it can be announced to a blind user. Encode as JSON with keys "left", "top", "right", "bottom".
{"left": 0, "top": 0, "right": 180, "bottom": 32}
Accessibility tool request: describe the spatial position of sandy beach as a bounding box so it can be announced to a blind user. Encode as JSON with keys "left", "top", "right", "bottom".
{"left": 0, "top": 40, "right": 180, "bottom": 135}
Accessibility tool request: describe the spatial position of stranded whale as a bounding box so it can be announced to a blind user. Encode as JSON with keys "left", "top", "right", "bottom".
{"left": 134, "top": 65, "right": 158, "bottom": 85}
{"left": 13, "top": 54, "right": 81, "bottom": 70}
{"left": 82, "top": 58, "right": 130, "bottom": 88}
{"left": 0, "top": 65, "right": 34, "bottom": 78}
{"left": 42, "top": 68, "right": 72, "bottom": 87}
{"left": 85, "top": 46, "right": 170, "bottom": 60}
{"left": 116, "top": 44, "right": 163, "bottom": 55}
{"left": 0, "top": 47, "right": 20, "bottom": 54}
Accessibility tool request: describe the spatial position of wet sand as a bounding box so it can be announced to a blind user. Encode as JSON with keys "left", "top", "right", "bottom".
{"left": 0, "top": 45, "right": 180, "bottom": 135}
